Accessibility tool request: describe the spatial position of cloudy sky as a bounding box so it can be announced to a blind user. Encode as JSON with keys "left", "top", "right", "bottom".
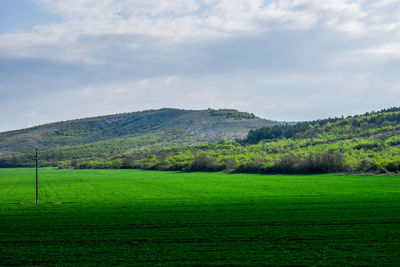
{"left": 1, "top": 0, "right": 400, "bottom": 131}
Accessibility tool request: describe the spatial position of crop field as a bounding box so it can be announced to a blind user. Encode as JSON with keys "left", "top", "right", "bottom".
{"left": 1, "top": 169, "right": 400, "bottom": 265}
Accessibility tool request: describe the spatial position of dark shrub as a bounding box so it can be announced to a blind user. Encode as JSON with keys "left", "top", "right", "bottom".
{"left": 224, "top": 158, "right": 238, "bottom": 171}
{"left": 273, "top": 154, "right": 299, "bottom": 173}
{"left": 357, "top": 158, "right": 373, "bottom": 172}
{"left": 271, "top": 150, "right": 348, "bottom": 174}
{"left": 190, "top": 154, "right": 219, "bottom": 171}
{"left": 385, "top": 162, "right": 400, "bottom": 172}
{"left": 302, "top": 150, "right": 348, "bottom": 173}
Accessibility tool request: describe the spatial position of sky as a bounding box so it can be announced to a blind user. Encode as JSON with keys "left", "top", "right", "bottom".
{"left": 1, "top": 0, "right": 400, "bottom": 132}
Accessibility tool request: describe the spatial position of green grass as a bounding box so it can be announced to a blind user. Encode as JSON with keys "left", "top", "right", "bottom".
{"left": 1, "top": 168, "right": 400, "bottom": 265}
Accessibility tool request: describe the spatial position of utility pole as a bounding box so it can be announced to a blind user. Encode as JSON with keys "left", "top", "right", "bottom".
{"left": 36, "top": 147, "right": 39, "bottom": 205}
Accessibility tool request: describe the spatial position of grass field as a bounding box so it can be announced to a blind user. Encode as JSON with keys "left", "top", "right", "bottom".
{"left": 1, "top": 168, "right": 400, "bottom": 265}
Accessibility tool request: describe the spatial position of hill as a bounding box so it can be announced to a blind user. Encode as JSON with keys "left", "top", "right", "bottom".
{"left": 244, "top": 107, "right": 400, "bottom": 144}
{"left": 65, "top": 107, "right": 400, "bottom": 173}
{"left": 0, "top": 108, "right": 276, "bottom": 166}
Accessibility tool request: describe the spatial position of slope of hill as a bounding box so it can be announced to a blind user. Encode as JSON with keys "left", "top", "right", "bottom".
{"left": 244, "top": 107, "right": 400, "bottom": 144}
{"left": 0, "top": 108, "right": 276, "bottom": 166}
{"left": 66, "top": 107, "right": 400, "bottom": 174}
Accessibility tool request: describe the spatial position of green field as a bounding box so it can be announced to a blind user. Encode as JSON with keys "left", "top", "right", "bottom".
{"left": 1, "top": 169, "right": 400, "bottom": 265}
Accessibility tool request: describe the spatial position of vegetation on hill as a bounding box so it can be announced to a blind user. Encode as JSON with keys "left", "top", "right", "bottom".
{"left": 245, "top": 107, "right": 400, "bottom": 144}
{"left": 59, "top": 107, "right": 400, "bottom": 174}
{"left": 0, "top": 108, "right": 274, "bottom": 166}
{"left": 209, "top": 109, "right": 256, "bottom": 119}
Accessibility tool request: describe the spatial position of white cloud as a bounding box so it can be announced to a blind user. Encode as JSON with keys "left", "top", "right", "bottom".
{"left": 342, "top": 43, "right": 400, "bottom": 65}
{"left": 358, "top": 43, "right": 400, "bottom": 58}
{"left": 165, "top": 76, "right": 177, "bottom": 84}
{"left": 3, "top": 0, "right": 399, "bottom": 64}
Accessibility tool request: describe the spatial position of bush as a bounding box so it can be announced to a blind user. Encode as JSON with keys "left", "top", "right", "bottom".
{"left": 190, "top": 154, "right": 219, "bottom": 171}
{"left": 224, "top": 158, "right": 238, "bottom": 171}
{"left": 272, "top": 154, "right": 299, "bottom": 173}
{"left": 385, "top": 162, "right": 400, "bottom": 172}
{"left": 304, "top": 150, "right": 349, "bottom": 173}
{"left": 236, "top": 160, "right": 265, "bottom": 173}
{"left": 270, "top": 150, "right": 349, "bottom": 174}
{"left": 357, "top": 158, "right": 373, "bottom": 172}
